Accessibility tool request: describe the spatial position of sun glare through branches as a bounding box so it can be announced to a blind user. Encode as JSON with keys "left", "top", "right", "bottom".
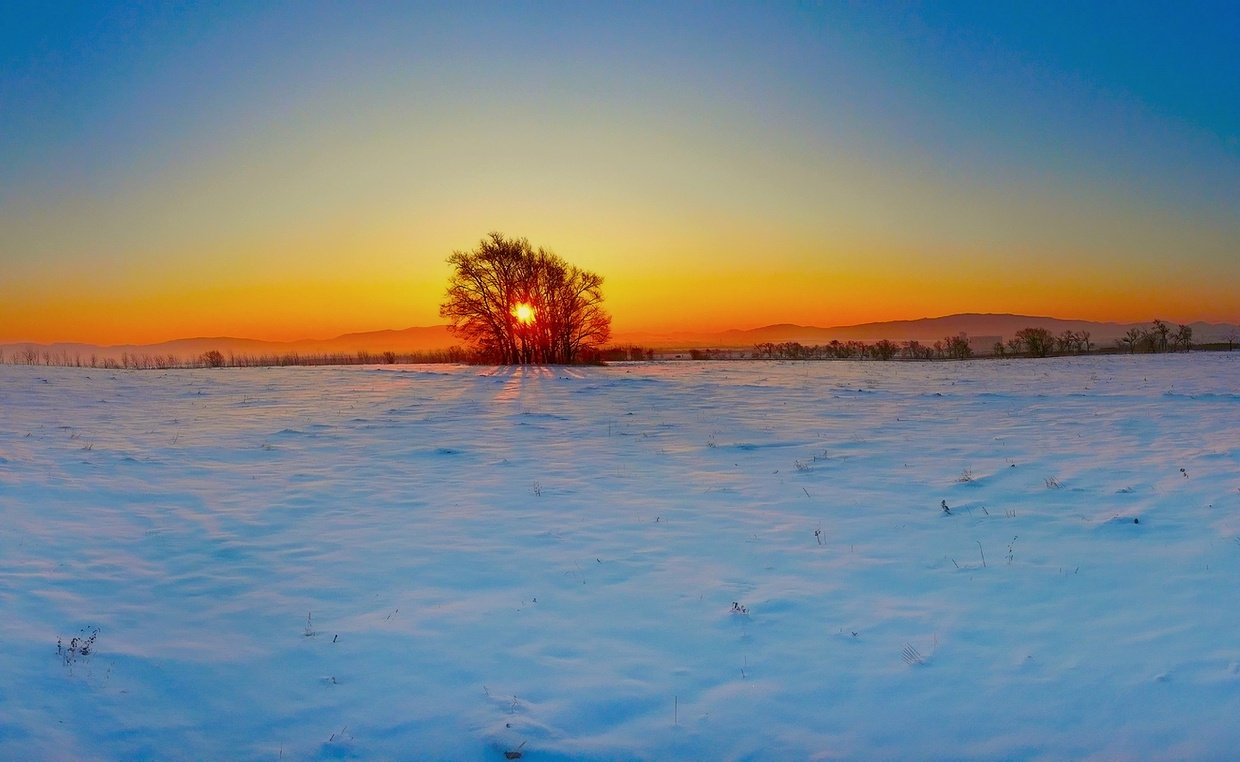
{"left": 512, "top": 303, "right": 536, "bottom": 325}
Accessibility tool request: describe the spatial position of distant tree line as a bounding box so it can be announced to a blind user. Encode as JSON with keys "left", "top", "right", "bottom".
{"left": 993, "top": 328, "right": 1093, "bottom": 358}
{"left": 597, "top": 345, "right": 657, "bottom": 362}
{"left": 749, "top": 334, "right": 974, "bottom": 361}
{"left": 1, "top": 319, "right": 1225, "bottom": 369}
{"left": 1114, "top": 319, "right": 1194, "bottom": 354}
{"left": 687, "top": 348, "right": 748, "bottom": 360}
{"left": 199, "top": 348, "right": 473, "bottom": 367}
{"left": 0, "top": 347, "right": 471, "bottom": 369}
{"left": 1, "top": 344, "right": 669, "bottom": 369}
{"left": 724, "top": 319, "right": 1221, "bottom": 362}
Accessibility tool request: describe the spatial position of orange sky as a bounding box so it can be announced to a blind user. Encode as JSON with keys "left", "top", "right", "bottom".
{"left": 4, "top": 247, "right": 1236, "bottom": 346}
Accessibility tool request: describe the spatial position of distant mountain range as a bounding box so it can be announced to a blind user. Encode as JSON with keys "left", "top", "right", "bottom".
{"left": 0, "top": 326, "right": 456, "bottom": 362}
{"left": 3, "top": 314, "right": 1237, "bottom": 361}
{"left": 620, "top": 313, "right": 1240, "bottom": 349}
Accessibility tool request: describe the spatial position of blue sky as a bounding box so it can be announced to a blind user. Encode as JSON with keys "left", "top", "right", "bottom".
{"left": 2, "top": 2, "right": 1237, "bottom": 342}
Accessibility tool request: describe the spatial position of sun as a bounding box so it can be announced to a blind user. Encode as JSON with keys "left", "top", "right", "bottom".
{"left": 512, "top": 302, "right": 536, "bottom": 325}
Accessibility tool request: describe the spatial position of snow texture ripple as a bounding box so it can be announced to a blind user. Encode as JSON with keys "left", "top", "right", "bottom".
{"left": 1, "top": 355, "right": 1239, "bottom": 760}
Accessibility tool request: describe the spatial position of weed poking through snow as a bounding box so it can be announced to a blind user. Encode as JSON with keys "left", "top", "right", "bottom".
{"left": 902, "top": 643, "right": 925, "bottom": 666}
{"left": 57, "top": 627, "right": 99, "bottom": 668}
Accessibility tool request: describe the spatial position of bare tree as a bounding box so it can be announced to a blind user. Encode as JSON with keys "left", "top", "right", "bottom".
{"left": 1138, "top": 327, "right": 1158, "bottom": 353}
{"left": 1120, "top": 327, "right": 1143, "bottom": 354}
{"left": 440, "top": 232, "right": 611, "bottom": 364}
{"left": 871, "top": 339, "right": 899, "bottom": 360}
{"left": 201, "top": 350, "right": 225, "bottom": 368}
{"left": 1225, "top": 326, "right": 1238, "bottom": 351}
{"left": 1151, "top": 319, "right": 1171, "bottom": 353}
{"left": 942, "top": 333, "right": 973, "bottom": 360}
{"left": 1173, "top": 324, "right": 1193, "bottom": 352}
{"left": 1015, "top": 327, "right": 1054, "bottom": 358}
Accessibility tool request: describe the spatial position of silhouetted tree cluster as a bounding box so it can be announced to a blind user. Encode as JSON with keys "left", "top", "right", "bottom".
{"left": 993, "top": 320, "right": 1204, "bottom": 357}
{"left": 901, "top": 341, "right": 935, "bottom": 360}
{"left": 938, "top": 333, "right": 974, "bottom": 360}
{"left": 872, "top": 339, "right": 900, "bottom": 360}
{"left": 751, "top": 341, "right": 872, "bottom": 360}
{"left": 749, "top": 335, "right": 974, "bottom": 361}
{"left": 1054, "top": 330, "right": 1093, "bottom": 354}
{"left": 999, "top": 327, "right": 1093, "bottom": 357}
{"left": 1115, "top": 320, "right": 1193, "bottom": 354}
{"left": 202, "top": 350, "right": 225, "bottom": 368}
{"left": 4, "top": 347, "right": 182, "bottom": 369}
{"left": 440, "top": 232, "right": 611, "bottom": 364}
{"left": 197, "top": 348, "right": 469, "bottom": 367}
{"left": 1173, "top": 324, "right": 1192, "bottom": 351}
{"left": 1014, "top": 327, "right": 1055, "bottom": 357}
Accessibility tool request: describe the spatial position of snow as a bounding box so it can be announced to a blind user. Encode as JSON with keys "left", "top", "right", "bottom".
{"left": 2, "top": 355, "right": 1239, "bottom": 760}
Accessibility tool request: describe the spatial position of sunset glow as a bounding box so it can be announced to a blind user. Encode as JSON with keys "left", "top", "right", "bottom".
{"left": 1, "top": 4, "right": 1237, "bottom": 344}
{"left": 512, "top": 303, "right": 536, "bottom": 326}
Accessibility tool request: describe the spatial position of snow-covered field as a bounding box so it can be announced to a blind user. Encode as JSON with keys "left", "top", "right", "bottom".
{"left": 2, "top": 355, "right": 1240, "bottom": 760}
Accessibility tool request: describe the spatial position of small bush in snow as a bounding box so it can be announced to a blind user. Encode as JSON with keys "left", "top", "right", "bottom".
{"left": 57, "top": 627, "right": 99, "bottom": 667}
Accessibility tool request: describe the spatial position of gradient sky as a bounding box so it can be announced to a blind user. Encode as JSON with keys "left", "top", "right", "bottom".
{"left": 2, "top": 2, "right": 1238, "bottom": 344}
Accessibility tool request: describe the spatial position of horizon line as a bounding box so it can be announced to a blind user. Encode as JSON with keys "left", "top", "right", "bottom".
{"left": 3, "top": 311, "right": 1237, "bottom": 350}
